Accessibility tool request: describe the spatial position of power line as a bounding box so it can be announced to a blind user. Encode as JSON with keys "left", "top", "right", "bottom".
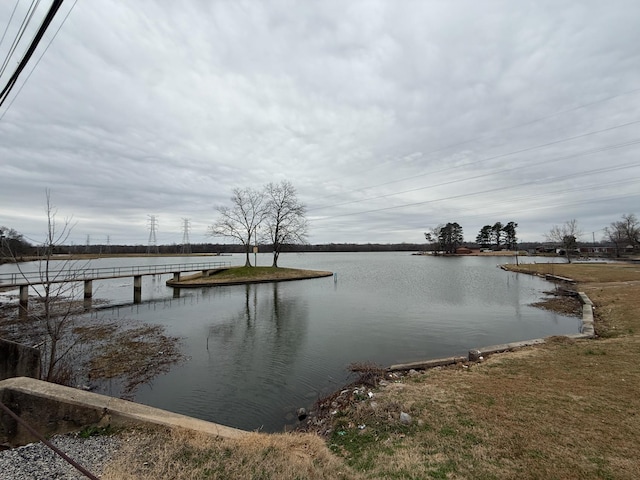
{"left": 457, "top": 176, "right": 640, "bottom": 221}
{"left": 0, "top": 0, "right": 65, "bottom": 108}
{"left": 310, "top": 137, "right": 640, "bottom": 212}
{"left": 0, "top": 0, "right": 77, "bottom": 120}
{"left": 0, "top": 0, "right": 21, "bottom": 60}
{"left": 307, "top": 88, "right": 640, "bottom": 204}
{"left": 455, "top": 191, "right": 640, "bottom": 227}
{"left": 310, "top": 158, "right": 640, "bottom": 222}
{"left": 309, "top": 118, "right": 640, "bottom": 211}
{"left": 0, "top": 0, "right": 42, "bottom": 79}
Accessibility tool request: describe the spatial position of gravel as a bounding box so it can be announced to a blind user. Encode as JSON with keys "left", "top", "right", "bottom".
{"left": 0, "top": 432, "right": 120, "bottom": 479}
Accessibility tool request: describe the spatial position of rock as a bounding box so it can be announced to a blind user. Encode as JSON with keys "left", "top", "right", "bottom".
{"left": 400, "top": 412, "right": 412, "bottom": 425}
{"left": 408, "top": 369, "right": 419, "bottom": 376}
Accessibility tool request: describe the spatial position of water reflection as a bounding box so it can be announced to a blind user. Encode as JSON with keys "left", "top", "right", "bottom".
{"left": 131, "top": 281, "right": 311, "bottom": 430}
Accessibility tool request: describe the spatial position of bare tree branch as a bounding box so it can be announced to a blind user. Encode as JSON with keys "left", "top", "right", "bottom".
{"left": 208, "top": 187, "right": 266, "bottom": 266}
{"left": 545, "top": 219, "right": 583, "bottom": 263}
{"left": 263, "top": 180, "right": 308, "bottom": 267}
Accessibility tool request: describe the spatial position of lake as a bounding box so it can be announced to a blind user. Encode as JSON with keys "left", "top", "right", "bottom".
{"left": 1, "top": 252, "right": 580, "bottom": 432}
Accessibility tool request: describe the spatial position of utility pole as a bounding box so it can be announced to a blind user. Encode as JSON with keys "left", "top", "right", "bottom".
{"left": 180, "top": 218, "right": 191, "bottom": 254}
{"left": 147, "top": 215, "right": 159, "bottom": 254}
{"left": 253, "top": 229, "right": 258, "bottom": 267}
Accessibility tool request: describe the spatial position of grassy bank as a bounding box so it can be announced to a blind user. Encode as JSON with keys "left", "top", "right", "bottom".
{"left": 168, "top": 265, "right": 333, "bottom": 286}
{"left": 102, "top": 262, "right": 640, "bottom": 479}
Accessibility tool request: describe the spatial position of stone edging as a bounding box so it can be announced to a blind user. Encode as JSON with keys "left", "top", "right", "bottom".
{"left": 389, "top": 290, "right": 595, "bottom": 372}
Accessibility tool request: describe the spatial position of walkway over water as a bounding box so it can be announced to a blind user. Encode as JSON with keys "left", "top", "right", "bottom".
{"left": 0, "top": 261, "right": 231, "bottom": 310}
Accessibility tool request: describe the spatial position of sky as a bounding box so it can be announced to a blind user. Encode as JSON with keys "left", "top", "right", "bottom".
{"left": 1, "top": 0, "right": 639, "bottom": 247}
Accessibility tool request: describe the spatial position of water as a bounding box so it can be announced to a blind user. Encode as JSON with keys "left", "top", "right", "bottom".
{"left": 1, "top": 252, "right": 580, "bottom": 432}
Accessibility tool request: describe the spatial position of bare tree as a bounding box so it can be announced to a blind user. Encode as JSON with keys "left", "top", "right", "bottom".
{"left": 604, "top": 213, "right": 640, "bottom": 256}
{"left": 263, "top": 181, "right": 308, "bottom": 267}
{"left": 603, "top": 221, "right": 627, "bottom": 257}
{"left": 620, "top": 213, "right": 640, "bottom": 250}
{"left": 38, "top": 192, "right": 81, "bottom": 381}
{"left": 425, "top": 224, "right": 444, "bottom": 254}
{"left": 208, "top": 187, "right": 266, "bottom": 267}
{"left": 545, "top": 219, "right": 583, "bottom": 263}
{"left": 9, "top": 191, "right": 82, "bottom": 382}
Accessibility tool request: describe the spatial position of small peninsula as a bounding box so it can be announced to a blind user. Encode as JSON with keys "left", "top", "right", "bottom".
{"left": 166, "top": 266, "right": 333, "bottom": 288}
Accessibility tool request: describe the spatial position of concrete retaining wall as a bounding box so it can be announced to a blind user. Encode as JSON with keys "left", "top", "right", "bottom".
{"left": 0, "top": 377, "right": 246, "bottom": 448}
{"left": 0, "top": 338, "right": 40, "bottom": 381}
{"left": 390, "top": 290, "right": 596, "bottom": 371}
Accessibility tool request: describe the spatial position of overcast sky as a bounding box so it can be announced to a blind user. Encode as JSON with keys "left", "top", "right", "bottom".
{"left": 1, "top": 0, "right": 639, "bottom": 247}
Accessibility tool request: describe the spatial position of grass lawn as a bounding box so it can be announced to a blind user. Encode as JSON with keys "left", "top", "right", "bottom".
{"left": 169, "top": 265, "right": 333, "bottom": 286}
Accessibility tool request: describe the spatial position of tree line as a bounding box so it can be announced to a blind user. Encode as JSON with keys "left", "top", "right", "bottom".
{"left": 424, "top": 220, "right": 518, "bottom": 254}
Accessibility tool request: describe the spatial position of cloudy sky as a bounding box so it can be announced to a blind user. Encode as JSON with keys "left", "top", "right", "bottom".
{"left": 1, "top": 0, "right": 639, "bottom": 247}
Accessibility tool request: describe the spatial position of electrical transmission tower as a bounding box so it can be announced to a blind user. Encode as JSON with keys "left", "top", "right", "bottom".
{"left": 147, "top": 215, "right": 159, "bottom": 254}
{"left": 181, "top": 218, "right": 192, "bottom": 254}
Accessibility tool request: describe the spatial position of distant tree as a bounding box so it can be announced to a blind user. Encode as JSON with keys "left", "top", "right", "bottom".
{"left": 424, "top": 231, "right": 433, "bottom": 252}
{"left": 425, "top": 224, "right": 444, "bottom": 254}
{"left": 545, "top": 219, "right": 583, "bottom": 263}
{"left": 208, "top": 187, "right": 266, "bottom": 267}
{"left": 603, "top": 222, "right": 626, "bottom": 257}
{"left": 491, "top": 222, "right": 503, "bottom": 250}
{"left": 439, "top": 222, "right": 463, "bottom": 254}
{"left": 619, "top": 213, "right": 640, "bottom": 250}
{"left": 263, "top": 180, "right": 308, "bottom": 267}
{"left": 604, "top": 213, "right": 640, "bottom": 256}
{"left": 502, "top": 221, "right": 518, "bottom": 250}
{"left": 0, "top": 226, "right": 31, "bottom": 260}
{"left": 476, "top": 225, "right": 492, "bottom": 249}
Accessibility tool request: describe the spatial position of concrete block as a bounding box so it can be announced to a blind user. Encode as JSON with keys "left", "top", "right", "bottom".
{"left": 577, "top": 292, "right": 593, "bottom": 306}
{"left": 388, "top": 356, "right": 466, "bottom": 371}
{"left": 0, "top": 339, "right": 40, "bottom": 381}
{"left": 469, "top": 338, "right": 546, "bottom": 361}
{"left": 0, "top": 377, "right": 246, "bottom": 447}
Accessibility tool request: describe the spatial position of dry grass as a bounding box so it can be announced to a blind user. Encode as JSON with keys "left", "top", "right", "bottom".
{"left": 102, "top": 426, "right": 363, "bottom": 480}
{"left": 87, "top": 324, "right": 183, "bottom": 398}
{"left": 102, "top": 261, "right": 640, "bottom": 479}
{"left": 0, "top": 302, "right": 184, "bottom": 395}
{"left": 339, "top": 336, "right": 640, "bottom": 479}
{"left": 506, "top": 261, "right": 640, "bottom": 283}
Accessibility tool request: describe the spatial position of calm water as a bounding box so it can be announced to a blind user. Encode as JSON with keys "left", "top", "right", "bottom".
{"left": 1, "top": 252, "right": 580, "bottom": 431}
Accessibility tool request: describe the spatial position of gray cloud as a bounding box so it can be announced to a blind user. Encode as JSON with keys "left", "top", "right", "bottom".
{"left": 1, "top": 0, "right": 639, "bottom": 246}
